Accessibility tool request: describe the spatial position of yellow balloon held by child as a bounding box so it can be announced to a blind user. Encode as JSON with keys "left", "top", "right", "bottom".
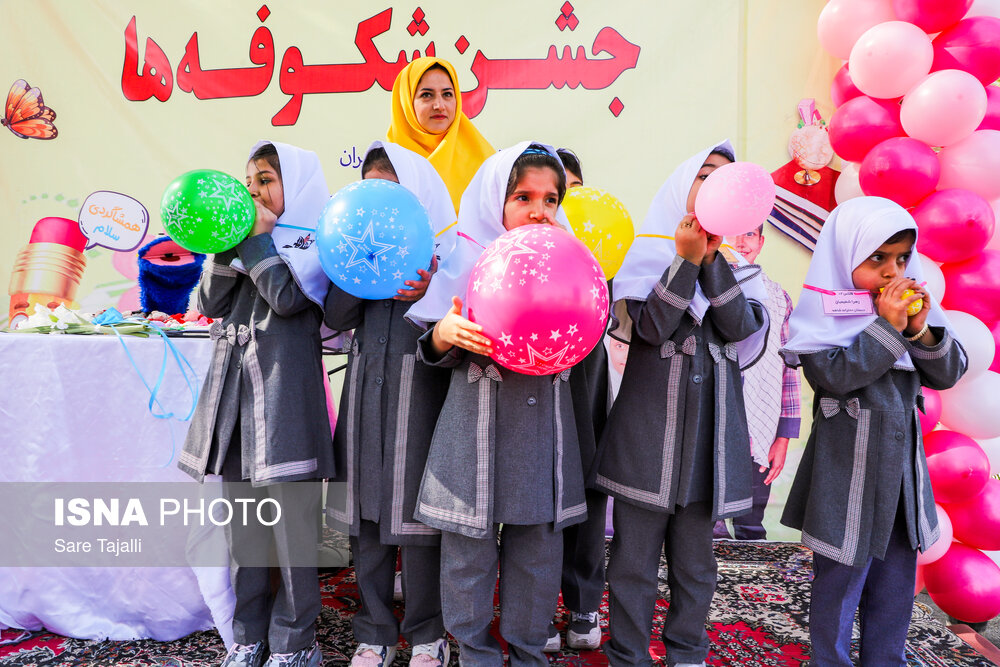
{"left": 561, "top": 186, "right": 635, "bottom": 279}
{"left": 880, "top": 287, "right": 923, "bottom": 316}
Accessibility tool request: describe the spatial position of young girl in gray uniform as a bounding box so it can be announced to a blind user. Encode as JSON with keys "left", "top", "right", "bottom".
{"left": 179, "top": 141, "right": 335, "bottom": 667}
{"left": 780, "top": 196, "right": 967, "bottom": 666}
{"left": 324, "top": 141, "right": 456, "bottom": 667}
{"left": 406, "top": 142, "right": 589, "bottom": 666}
{"left": 592, "top": 141, "right": 769, "bottom": 667}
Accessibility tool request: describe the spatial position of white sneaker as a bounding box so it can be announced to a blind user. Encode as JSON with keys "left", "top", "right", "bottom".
{"left": 566, "top": 611, "right": 601, "bottom": 650}
{"left": 542, "top": 622, "right": 561, "bottom": 652}
{"left": 409, "top": 637, "right": 449, "bottom": 666}
{"left": 351, "top": 643, "right": 397, "bottom": 667}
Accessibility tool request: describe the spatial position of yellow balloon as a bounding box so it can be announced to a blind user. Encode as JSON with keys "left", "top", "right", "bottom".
{"left": 561, "top": 186, "right": 635, "bottom": 279}
{"left": 880, "top": 287, "right": 924, "bottom": 316}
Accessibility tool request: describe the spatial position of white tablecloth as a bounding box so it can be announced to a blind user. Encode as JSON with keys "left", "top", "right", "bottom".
{"left": 0, "top": 332, "right": 235, "bottom": 643}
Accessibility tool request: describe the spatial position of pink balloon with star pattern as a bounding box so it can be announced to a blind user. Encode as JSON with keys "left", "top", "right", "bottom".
{"left": 466, "top": 225, "right": 610, "bottom": 376}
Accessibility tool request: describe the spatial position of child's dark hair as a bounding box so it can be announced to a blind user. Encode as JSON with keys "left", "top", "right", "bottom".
{"left": 506, "top": 144, "right": 567, "bottom": 205}
{"left": 557, "top": 148, "right": 583, "bottom": 185}
{"left": 249, "top": 143, "right": 281, "bottom": 180}
{"left": 361, "top": 147, "right": 398, "bottom": 180}
{"left": 884, "top": 228, "right": 916, "bottom": 245}
{"left": 710, "top": 145, "right": 735, "bottom": 163}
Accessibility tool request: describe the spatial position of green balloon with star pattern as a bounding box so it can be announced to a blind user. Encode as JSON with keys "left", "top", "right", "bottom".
{"left": 160, "top": 169, "right": 255, "bottom": 253}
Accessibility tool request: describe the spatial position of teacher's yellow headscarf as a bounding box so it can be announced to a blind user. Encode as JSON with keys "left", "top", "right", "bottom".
{"left": 387, "top": 57, "right": 495, "bottom": 211}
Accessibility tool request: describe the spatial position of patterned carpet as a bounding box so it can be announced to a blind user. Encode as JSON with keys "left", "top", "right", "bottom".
{"left": 1, "top": 542, "right": 994, "bottom": 666}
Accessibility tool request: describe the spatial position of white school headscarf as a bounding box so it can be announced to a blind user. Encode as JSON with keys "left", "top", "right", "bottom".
{"left": 363, "top": 140, "right": 458, "bottom": 262}
{"left": 782, "top": 196, "right": 962, "bottom": 370}
{"left": 406, "top": 140, "right": 571, "bottom": 329}
{"left": 230, "top": 140, "right": 331, "bottom": 306}
{"left": 610, "top": 140, "right": 769, "bottom": 368}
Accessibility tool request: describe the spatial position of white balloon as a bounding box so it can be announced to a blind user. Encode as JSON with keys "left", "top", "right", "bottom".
{"left": 917, "top": 254, "right": 946, "bottom": 303}
{"left": 979, "top": 436, "right": 1000, "bottom": 475}
{"left": 835, "top": 162, "right": 863, "bottom": 204}
{"left": 944, "top": 310, "right": 996, "bottom": 378}
{"left": 968, "top": 0, "right": 1000, "bottom": 19}
{"left": 940, "top": 370, "right": 1000, "bottom": 439}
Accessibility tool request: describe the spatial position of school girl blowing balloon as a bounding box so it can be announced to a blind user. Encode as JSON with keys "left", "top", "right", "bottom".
{"left": 406, "top": 142, "right": 589, "bottom": 667}
{"left": 179, "top": 141, "right": 335, "bottom": 667}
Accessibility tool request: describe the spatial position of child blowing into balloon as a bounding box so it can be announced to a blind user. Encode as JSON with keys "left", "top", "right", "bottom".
{"left": 178, "top": 142, "right": 335, "bottom": 667}
{"left": 323, "top": 141, "right": 456, "bottom": 667}
{"left": 592, "top": 141, "right": 769, "bottom": 667}
{"left": 406, "top": 142, "right": 589, "bottom": 666}
{"left": 779, "top": 196, "right": 967, "bottom": 666}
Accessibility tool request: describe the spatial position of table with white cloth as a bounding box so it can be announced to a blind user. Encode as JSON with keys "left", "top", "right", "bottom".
{"left": 0, "top": 331, "right": 236, "bottom": 643}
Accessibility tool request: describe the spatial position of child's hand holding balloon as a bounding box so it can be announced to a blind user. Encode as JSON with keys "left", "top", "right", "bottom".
{"left": 675, "top": 214, "right": 708, "bottom": 265}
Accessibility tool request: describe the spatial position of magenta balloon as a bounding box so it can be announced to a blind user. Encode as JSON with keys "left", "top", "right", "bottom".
{"left": 893, "top": 0, "right": 973, "bottom": 32}
{"left": 941, "top": 249, "right": 1000, "bottom": 327}
{"left": 923, "top": 430, "right": 992, "bottom": 503}
{"left": 849, "top": 21, "right": 935, "bottom": 99}
{"left": 900, "top": 70, "right": 988, "bottom": 147}
{"left": 932, "top": 16, "right": 1000, "bottom": 85}
{"left": 977, "top": 85, "right": 1000, "bottom": 131}
{"left": 859, "top": 137, "right": 940, "bottom": 207}
{"left": 938, "top": 130, "right": 1000, "bottom": 201}
{"left": 944, "top": 478, "right": 1000, "bottom": 551}
{"left": 919, "top": 387, "right": 943, "bottom": 435}
{"left": 831, "top": 63, "right": 865, "bottom": 108}
{"left": 466, "top": 225, "right": 610, "bottom": 376}
{"left": 924, "top": 542, "right": 1000, "bottom": 623}
{"left": 913, "top": 189, "right": 995, "bottom": 263}
{"left": 829, "top": 96, "right": 906, "bottom": 163}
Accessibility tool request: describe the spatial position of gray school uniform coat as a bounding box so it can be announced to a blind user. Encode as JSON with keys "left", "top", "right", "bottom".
{"left": 414, "top": 336, "right": 589, "bottom": 539}
{"left": 323, "top": 286, "right": 450, "bottom": 545}
{"left": 178, "top": 234, "right": 335, "bottom": 486}
{"left": 780, "top": 319, "right": 966, "bottom": 567}
{"left": 593, "top": 256, "right": 767, "bottom": 519}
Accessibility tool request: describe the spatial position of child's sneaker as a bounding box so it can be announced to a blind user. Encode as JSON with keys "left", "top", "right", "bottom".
{"left": 221, "top": 641, "right": 267, "bottom": 667}
{"left": 409, "top": 637, "right": 449, "bottom": 666}
{"left": 566, "top": 611, "right": 601, "bottom": 650}
{"left": 263, "top": 642, "right": 322, "bottom": 667}
{"left": 543, "top": 622, "right": 561, "bottom": 652}
{"left": 351, "top": 643, "right": 397, "bottom": 667}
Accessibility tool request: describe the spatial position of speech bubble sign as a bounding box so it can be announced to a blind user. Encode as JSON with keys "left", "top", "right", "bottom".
{"left": 79, "top": 191, "right": 149, "bottom": 251}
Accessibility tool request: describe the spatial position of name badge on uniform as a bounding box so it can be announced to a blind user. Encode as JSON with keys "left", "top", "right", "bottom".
{"left": 804, "top": 285, "right": 874, "bottom": 316}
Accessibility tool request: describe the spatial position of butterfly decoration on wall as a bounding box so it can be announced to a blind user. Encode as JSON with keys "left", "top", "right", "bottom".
{"left": 2, "top": 79, "right": 58, "bottom": 140}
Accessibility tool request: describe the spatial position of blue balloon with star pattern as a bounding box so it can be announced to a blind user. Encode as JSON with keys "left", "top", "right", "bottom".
{"left": 317, "top": 179, "right": 434, "bottom": 300}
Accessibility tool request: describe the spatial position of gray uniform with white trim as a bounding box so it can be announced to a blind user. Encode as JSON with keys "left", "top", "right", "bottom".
{"left": 780, "top": 319, "right": 966, "bottom": 567}
{"left": 179, "top": 234, "right": 335, "bottom": 486}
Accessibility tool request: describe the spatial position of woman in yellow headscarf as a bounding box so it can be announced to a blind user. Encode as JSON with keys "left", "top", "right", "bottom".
{"left": 387, "top": 57, "right": 495, "bottom": 211}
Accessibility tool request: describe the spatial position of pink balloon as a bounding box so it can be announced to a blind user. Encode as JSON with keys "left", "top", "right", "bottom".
{"left": 931, "top": 16, "right": 1000, "bottom": 85}
{"left": 849, "top": 21, "right": 935, "bottom": 99}
{"left": 829, "top": 96, "right": 906, "bottom": 163}
{"left": 938, "top": 130, "right": 1000, "bottom": 201}
{"left": 939, "top": 371, "right": 1000, "bottom": 439}
{"left": 859, "top": 137, "right": 941, "bottom": 207}
{"left": 992, "top": 322, "right": 1000, "bottom": 372}
{"left": 920, "top": 387, "right": 943, "bottom": 435}
{"left": 466, "top": 225, "right": 609, "bottom": 376}
{"left": 901, "top": 70, "right": 988, "bottom": 147}
{"left": 945, "top": 478, "right": 1000, "bottom": 551}
{"left": 913, "top": 189, "right": 995, "bottom": 262}
{"left": 918, "top": 503, "right": 955, "bottom": 565}
{"left": 917, "top": 253, "right": 946, "bottom": 302}
{"left": 924, "top": 430, "right": 991, "bottom": 503}
{"left": 989, "top": 199, "right": 1000, "bottom": 250}
{"left": 818, "top": 0, "right": 898, "bottom": 59}
{"left": 831, "top": 63, "right": 865, "bottom": 108}
{"left": 977, "top": 85, "right": 1000, "bottom": 130}
{"left": 835, "top": 161, "right": 864, "bottom": 205}
{"left": 940, "top": 249, "right": 1000, "bottom": 327}
{"left": 924, "top": 542, "right": 1000, "bottom": 623}
{"left": 893, "top": 0, "right": 973, "bottom": 32}
{"left": 693, "top": 162, "right": 776, "bottom": 236}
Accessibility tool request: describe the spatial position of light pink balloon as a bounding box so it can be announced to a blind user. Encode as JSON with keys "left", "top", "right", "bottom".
{"left": 968, "top": 0, "right": 1000, "bottom": 18}
{"left": 944, "top": 309, "right": 997, "bottom": 378}
{"left": 938, "top": 130, "right": 1000, "bottom": 201}
{"left": 980, "top": 435, "right": 1000, "bottom": 474}
{"left": 939, "top": 370, "right": 1000, "bottom": 439}
{"left": 917, "top": 504, "right": 954, "bottom": 565}
{"left": 835, "top": 161, "right": 864, "bottom": 204}
{"left": 925, "top": 542, "right": 1000, "bottom": 623}
{"left": 818, "top": 0, "right": 897, "bottom": 59}
{"left": 693, "top": 162, "right": 776, "bottom": 236}
{"left": 901, "top": 70, "right": 988, "bottom": 146}
{"left": 849, "top": 21, "right": 935, "bottom": 99}
{"left": 466, "top": 225, "right": 609, "bottom": 376}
